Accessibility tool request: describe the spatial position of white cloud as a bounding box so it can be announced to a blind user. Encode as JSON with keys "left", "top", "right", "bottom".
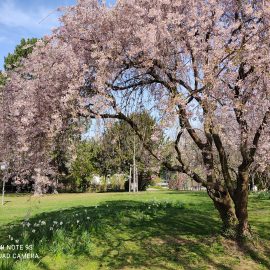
{"left": 0, "top": 0, "right": 60, "bottom": 32}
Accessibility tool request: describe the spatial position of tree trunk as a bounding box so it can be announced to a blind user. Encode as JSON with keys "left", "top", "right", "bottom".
{"left": 214, "top": 199, "right": 237, "bottom": 231}
{"left": 234, "top": 171, "right": 251, "bottom": 238}
{"left": 208, "top": 190, "right": 238, "bottom": 234}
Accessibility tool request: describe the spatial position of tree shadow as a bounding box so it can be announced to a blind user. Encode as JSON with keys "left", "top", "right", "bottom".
{"left": 0, "top": 200, "right": 269, "bottom": 270}
{"left": 237, "top": 239, "right": 270, "bottom": 269}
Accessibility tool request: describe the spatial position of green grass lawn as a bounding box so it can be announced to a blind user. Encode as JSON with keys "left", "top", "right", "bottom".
{"left": 0, "top": 191, "right": 269, "bottom": 270}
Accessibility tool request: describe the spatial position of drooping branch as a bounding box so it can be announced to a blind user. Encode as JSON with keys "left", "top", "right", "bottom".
{"left": 249, "top": 106, "right": 270, "bottom": 159}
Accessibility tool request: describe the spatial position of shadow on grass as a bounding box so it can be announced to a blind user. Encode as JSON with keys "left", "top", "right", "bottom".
{"left": 0, "top": 200, "right": 268, "bottom": 270}
{"left": 237, "top": 239, "right": 270, "bottom": 269}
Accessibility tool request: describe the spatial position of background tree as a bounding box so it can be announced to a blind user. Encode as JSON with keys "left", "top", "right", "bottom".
{"left": 97, "top": 111, "right": 162, "bottom": 182}
{"left": 69, "top": 140, "right": 99, "bottom": 192}
{"left": 0, "top": 38, "right": 38, "bottom": 192}
{"left": 1, "top": 36, "right": 86, "bottom": 194}
{"left": 4, "top": 38, "right": 38, "bottom": 71}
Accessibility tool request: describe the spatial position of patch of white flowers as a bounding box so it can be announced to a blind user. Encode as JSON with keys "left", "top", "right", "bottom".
{"left": 7, "top": 200, "right": 181, "bottom": 245}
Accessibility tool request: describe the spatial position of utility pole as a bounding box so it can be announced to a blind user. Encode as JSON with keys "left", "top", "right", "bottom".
{"left": 133, "top": 134, "right": 136, "bottom": 192}
{"left": 129, "top": 165, "right": 132, "bottom": 192}
{"left": 129, "top": 134, "right": 138, "bottom": 193}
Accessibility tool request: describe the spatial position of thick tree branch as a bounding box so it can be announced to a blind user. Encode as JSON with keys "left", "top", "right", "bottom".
{"left": 211, "top": 130, "right": 234, "bottom": 196}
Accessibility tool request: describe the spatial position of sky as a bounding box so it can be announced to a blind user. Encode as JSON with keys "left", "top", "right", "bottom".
{"left": 0, "top": 0, "right": 115, "bottom": 70}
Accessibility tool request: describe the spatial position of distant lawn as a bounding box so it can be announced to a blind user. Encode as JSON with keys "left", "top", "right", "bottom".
{"left": 0, "top": 191, "right": 269, "bottom": 270}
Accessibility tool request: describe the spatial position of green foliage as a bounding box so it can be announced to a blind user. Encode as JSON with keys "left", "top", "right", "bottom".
{"left": 69, "top": 140, "right": 100, "bottom": 192}
{"left": 50, "top": 145, "right": 70, "bottom": 178}
{"left": 254, "top": 191, "right": 270, "bottom": 200}
{"left": 4, "top": 38, "right": 38, "bottom": 71}
{"left": 151, "top": 176, "right": 163, "bottom": 185}
{"left": 110, "top": 174, "right": 126, "bottom": 191}
{"left": 0, "top": 71, "right": 8, "bottom": 86}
